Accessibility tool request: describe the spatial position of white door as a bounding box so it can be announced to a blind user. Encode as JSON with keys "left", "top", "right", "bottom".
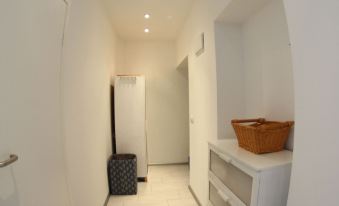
{"left": 0, "top": 0, "right": 70, "bottom": 206}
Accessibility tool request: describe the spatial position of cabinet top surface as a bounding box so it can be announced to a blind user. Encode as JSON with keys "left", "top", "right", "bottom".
{"left": 209, "top": 139, "right": 293, "bottom": 171}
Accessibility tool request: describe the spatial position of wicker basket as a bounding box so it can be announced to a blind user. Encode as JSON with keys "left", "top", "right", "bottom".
{"left": 231, "top": 118, "right": 294, "bottom": 154}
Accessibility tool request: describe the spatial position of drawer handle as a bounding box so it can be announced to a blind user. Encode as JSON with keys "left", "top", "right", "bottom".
{"left": 218, "top": 153, "right": 232, "bottom": 164}
{"left": 217, "top": 190, "right": 230, "bottom": 203}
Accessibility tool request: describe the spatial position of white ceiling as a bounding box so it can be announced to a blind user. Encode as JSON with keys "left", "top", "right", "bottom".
{"left": 216, "top": 0, "right": 272, "bottom": 24}
{"left": 104, "top": 0, "right": 195, "bottom": 40}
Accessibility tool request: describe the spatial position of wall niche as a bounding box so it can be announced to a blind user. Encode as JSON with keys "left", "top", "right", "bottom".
{"left": 215, "top": 0, "right": 295, "bottom": 150}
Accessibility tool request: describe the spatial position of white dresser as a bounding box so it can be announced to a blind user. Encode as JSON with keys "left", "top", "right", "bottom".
{"left": 208, "top": 139, "right": 292, "bottom": 206}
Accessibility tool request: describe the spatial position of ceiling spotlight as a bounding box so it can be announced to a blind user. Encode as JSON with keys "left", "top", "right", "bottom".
{"left": 144, "top": 28, "right": 150, "bottom": 33}
{"left": 144, "top": 14, "right": 150, "bottom": 19}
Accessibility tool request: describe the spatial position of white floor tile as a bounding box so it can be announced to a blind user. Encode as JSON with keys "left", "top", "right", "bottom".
{"left": 107, "top": 165, "right": 196, "bottom": 206}
{"left": 124, "top": 199, "right": 168, "bottom": 206}
{"left": 168, "top": 198, "right": 198, "bottom": 206}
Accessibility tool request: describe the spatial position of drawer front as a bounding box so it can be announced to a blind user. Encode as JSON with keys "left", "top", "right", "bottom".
{"left": 210, "top": 150, "right": 253, "bottom": 206}
{"left": 209, "top": 182, "right": 232, "bottom": 206}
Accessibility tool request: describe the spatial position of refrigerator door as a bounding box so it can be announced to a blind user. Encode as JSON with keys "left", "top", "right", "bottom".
{"left": 115, "top": 76, "right": 148, "bottom": 178}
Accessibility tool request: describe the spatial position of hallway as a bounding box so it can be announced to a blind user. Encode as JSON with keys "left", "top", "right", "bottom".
{"left": 108, "top": 165, "right": 198, "bottom": 206}
{"left": 1, "top": 0, "right": 339, "bottom": 206}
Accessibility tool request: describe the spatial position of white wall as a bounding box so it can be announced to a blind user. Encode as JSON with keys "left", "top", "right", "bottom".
{"left": 177, "top": 0, "right": 294, "bottom": 204}
{"left": 215, "top": 0, "right": 294, "bottom": 147}
{"left": 243, "top": 0, "right": 294, "bottom": 149}
{"left": 117, "top": 41, "right": 189, "bottom": 165}
{"left": 242, "top": 0, "right": 294, "bottom": 124}
{"left": 180, "top": 1, "right": 339, "bottom": 206}
{"left": 284, "top": 0, "right": 339, "bottom": 205}
{"left": 0, "top": 0, "right": 70, "bottom": 205}
{"left": 61, "top": 0, "right": 121, "bottom": 205}
{"left": 176, "top": 0, "right": 232, "bottom": 204}
{"left": 215, "top": 24, "right": 246, "bottom": 140}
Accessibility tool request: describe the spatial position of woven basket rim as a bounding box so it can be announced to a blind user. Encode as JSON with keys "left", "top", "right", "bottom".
{"left": 232, "top": 121, "right": 294, "bottom": 131}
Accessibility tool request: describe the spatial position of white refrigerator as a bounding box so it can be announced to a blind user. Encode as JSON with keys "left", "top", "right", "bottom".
{"left": 114, "top": 75, "right": 148, "bottom": 179}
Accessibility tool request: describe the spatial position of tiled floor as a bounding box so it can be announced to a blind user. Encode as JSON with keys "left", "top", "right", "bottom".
{"left": 107, "top": 164, "right": 198, "bottom": 206}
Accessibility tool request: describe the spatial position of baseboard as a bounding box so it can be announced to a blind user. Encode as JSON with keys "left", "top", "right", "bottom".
{"left": 188, "top": 185, "right": 202, "bottom": 206}
{"left": 103, "top": 193, "right": 110, "bottom": 206}
{"left": 148, "top": 162, "right": 189, "bottom": 166}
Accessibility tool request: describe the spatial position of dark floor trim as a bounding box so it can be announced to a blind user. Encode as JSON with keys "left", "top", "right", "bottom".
{"left": 104, "top": 193, "right": 110, "bottom": 206}
{"left": 148, "top": 162, "right": 189, "bottom": 166}
{"left": 138, "top": 177, "right": 148, "bottom": 182}
{"left": 188, "top": 185, "right": 202, "bottom": 206}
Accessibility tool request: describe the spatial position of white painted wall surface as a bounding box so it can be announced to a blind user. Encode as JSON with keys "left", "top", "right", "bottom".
{"left": 61, "top": 0, "right": 121, "bottom": 205}
{"left": 176, "top": 0, "right": 232, "bottom": 204}
{"left": 215, "top": 24, "right": 246, "bottom": 140}
{"left": 177, "top": 0, "right": 294, "bottom": 204}
{"left": 242, "top": 0, "right": 294, "bottom": 124}
{"left": 0, "top": 0, "right": 70, "bottom": 205}
{"left": 283, "top": 0, "right": 339, "bottom": 205}
{"left": 215, "top": 0, "right": 294, "bottom": 149}
{"left": 242, "top": 0, "right": 295, "bottom": 149}
{"left": 117, "top": 41, "right": 189, "bottom": 165}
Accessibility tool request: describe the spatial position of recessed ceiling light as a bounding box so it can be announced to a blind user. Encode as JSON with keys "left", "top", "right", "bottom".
{"left": 144, "top": 14, "right": 150, "bottom": 19}
{"left": 144, "top": 28, "right": 150, "bottom": 33}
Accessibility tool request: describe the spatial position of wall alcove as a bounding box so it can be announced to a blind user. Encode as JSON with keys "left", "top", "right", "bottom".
{"left": 214, "top": 0, "right": 295, "bottom": 150}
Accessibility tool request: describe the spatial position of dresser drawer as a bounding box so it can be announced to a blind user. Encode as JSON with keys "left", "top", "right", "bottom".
{"left": 210, "top": 150, "right": 253, "bottom": 206}
{"left": 209, "top": 182, "right": 232, "bottom": 206}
